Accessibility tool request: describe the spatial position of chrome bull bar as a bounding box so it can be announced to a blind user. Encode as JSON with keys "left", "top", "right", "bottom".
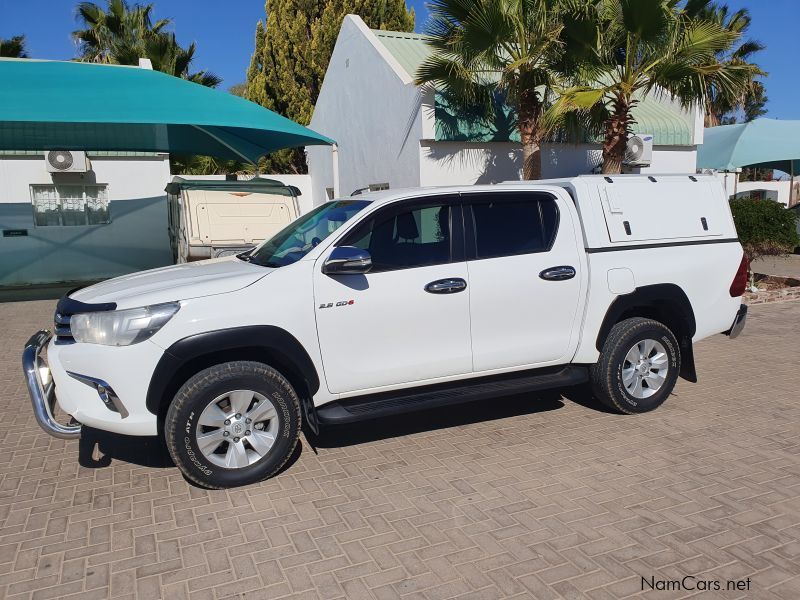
{"left": 22, "top": 330, "right": 81, "bottom": 439}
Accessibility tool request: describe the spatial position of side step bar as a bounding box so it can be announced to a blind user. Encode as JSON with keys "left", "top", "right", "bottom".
{"left": 316, "top": 365, "right": 588, "bottom": 425}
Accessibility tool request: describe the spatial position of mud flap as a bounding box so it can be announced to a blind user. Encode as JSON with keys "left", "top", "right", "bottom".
{"left": 679, "top": 337, "right": 697, "bottom": 383}
{"left": 300, "top": 394, "right": 319, "bottom": 435}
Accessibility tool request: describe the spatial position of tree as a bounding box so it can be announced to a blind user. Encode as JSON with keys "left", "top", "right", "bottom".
{"left": 684, "top": 2, "right": 765, "bottom": 127}
{"left": 74, "top": 0, "right": 223, "bottom": 173}
{"left": 730, "top": 198, "right": 799, "bottom": 282}
{"left": 558, "top": 0, "right": 754, "bottom": 174}
{"left": 228, "top": 83, "right": 247, "bottom": 98}
{"left": 415, "top": 0, "right": 567, "bottom": 181}
{"left": 73, "top": 1, "right": 219, "bottom": 85}
{"left": 0, "top": 35, "right": 29, "bottom": 58}
{"left": 73, "top": 0, "right": 169, "bottom": 63}
{"left": 245, "top": 0, "right": 415, "bottom": 173}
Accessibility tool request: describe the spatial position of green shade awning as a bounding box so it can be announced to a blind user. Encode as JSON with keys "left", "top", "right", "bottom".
{"left": 0, "top": 58, "right": 334, "bottom": 163}
{"left": 698, "top": 119, "right": 800, "bottom": 173}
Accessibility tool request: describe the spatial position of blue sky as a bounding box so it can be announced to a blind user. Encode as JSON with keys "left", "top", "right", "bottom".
{"left": 0, "top": 0, "right": 795, "bottom": 119}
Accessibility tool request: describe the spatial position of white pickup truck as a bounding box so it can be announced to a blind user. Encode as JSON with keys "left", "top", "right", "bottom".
{"left": 24, "top": 175, "right": 748, "bottom": 489}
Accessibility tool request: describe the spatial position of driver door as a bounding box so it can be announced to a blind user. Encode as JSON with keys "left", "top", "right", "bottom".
{"left": 313, "top": 196, "right": 473, "bottom": 394}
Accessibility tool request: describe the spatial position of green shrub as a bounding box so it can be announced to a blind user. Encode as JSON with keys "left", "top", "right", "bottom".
{"left": 729, "top": 198, "right": 799, "bottom": 265}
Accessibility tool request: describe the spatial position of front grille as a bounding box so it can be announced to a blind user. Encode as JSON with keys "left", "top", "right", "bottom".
{"left": 54, "top": 312, "right": 74, "bottom": 344}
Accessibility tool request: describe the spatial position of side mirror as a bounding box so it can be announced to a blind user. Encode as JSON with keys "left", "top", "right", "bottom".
{"left": 322, "top": 246, "right": 372, "bottom": 275}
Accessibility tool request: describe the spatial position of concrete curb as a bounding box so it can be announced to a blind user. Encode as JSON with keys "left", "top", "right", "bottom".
{"left": 744, "top": 287, "right": 800, "bottom": 305}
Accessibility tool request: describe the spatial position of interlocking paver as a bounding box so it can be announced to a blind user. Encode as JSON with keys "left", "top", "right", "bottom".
{"left": 0, "top": 298, "right": 799, "bottom": 598}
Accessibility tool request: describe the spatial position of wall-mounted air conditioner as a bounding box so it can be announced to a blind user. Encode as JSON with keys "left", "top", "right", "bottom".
{"left": 623, "top": 134, "right": 653, "bottom": 167}
{"left": 45, "top": 150, "right": 90, "bottom": 173}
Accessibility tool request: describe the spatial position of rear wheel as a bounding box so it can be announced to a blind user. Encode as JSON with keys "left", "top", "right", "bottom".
{"left": 165, "top": 361, "right": 301, "bottom": 489}
{"left": 591, "top": 318, "right": 680, "bottom": 414}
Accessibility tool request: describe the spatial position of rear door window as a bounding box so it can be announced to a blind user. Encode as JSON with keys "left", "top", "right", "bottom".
{"left": 465, "top": 193, "right": 559, "bottom": 260}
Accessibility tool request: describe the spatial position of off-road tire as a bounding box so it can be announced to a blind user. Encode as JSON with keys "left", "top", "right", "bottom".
{"left": 591, "top": 317, "right": 680, "bottom": 414}
{"left": 165, "top": 361, "right": 301, "bottom": 489}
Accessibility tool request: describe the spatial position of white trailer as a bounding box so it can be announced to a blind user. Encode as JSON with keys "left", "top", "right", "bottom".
{"left": 166, "top": 177, "right": 301, "bottom": 262}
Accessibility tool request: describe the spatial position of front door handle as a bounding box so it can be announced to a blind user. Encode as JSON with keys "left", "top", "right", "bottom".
{"left": 539, "top": 266, "right": 576, "bottom": 281}
{"left": 425, "top": 278, "right": 467, "bottom": 294}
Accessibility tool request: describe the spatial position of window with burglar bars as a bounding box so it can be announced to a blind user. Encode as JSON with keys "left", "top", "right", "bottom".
{"left": 30, "top": 184, "right": 110, "bottom": 226}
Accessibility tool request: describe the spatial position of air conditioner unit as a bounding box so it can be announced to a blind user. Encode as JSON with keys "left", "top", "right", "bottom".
{"left": 45, "top": 150, "right": 90, "bottom": 173}
{"left": 623, "top": 134, "right": 653, "bottom": 167}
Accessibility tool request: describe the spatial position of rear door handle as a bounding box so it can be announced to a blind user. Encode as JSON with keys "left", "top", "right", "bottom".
{"left": 539, "top": 266, "right": 576, "bottom": 281}
{"left": 425, "top": 278, "right": 467, "bottom": 294}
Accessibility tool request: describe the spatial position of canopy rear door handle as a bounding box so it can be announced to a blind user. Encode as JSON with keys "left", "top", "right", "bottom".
{"left": 539, "top": 266, "right": 576, "bottom": 281}
{"left": 425, "top": 278, "right": 467, "bottom": 294}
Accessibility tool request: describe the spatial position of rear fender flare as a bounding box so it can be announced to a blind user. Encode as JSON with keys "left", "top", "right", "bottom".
{"left": 595, "top": 284, "right": 697, "bottom": 382}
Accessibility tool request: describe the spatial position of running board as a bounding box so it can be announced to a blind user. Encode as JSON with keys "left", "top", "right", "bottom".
{"left": 316, "top": 365, "right": 588, "bottom": 425}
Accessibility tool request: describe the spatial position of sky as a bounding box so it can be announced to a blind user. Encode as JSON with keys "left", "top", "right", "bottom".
{"left": 0, "top": 0, "right": 796, "bottom": 119}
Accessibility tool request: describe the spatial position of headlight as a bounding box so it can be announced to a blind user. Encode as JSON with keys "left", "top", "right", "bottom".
{"left": 71, "top": 302, "right": 180, "bottom": 346}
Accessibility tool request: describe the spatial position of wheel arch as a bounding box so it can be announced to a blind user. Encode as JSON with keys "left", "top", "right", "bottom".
{"left": 595, "top": 284, "right": 698, "bottom": 382}
{"left": 146, "top": 326, "right": 320, "bottom": 425}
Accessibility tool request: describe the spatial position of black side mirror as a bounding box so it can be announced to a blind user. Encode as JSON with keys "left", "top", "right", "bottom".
{"left": 322, "top": 246, "right": 372, "bottom": 275}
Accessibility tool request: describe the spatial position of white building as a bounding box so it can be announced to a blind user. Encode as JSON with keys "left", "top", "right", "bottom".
{"left": 308, "top": 15, "right": 705, "bottom": 207}
{"left": 0, "top": 151, "right": 173, "bottom": 287}
{"left": 714, "top": 171, "right": 799, "bottom": 207}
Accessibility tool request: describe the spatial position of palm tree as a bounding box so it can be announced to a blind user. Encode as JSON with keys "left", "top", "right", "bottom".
{"left": 558, "top": 0, "right": 753, "bottom": 174}
{"left": 141, "top": 33, "right": 221, "bottom": 87}
{"left": 73, "top": 0, "right": 169, "bottom": 64}
{"left": 415, "top": 0, "right": 566, "bottom": 180}
{"left": 73, "top": 0, "right": 219, "bottom": 86}
{"left": 684, "top": 1, "right": 765, "bottom": 126}
{"left": 0, "top": 35, "right": 29, "bottom": 58}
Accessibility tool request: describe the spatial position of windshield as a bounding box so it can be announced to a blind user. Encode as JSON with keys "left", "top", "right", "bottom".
{"left": 243, "top": 200, "right": 370, "bottom": 267}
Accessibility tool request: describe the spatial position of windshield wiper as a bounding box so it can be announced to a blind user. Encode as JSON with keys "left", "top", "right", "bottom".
{"left": 242, "top": 255, "right": 283, "bottom": 268}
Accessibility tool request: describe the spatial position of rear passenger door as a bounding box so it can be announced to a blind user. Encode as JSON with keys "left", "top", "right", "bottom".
{"left": 464, "top": 191, "right": 583, "bottom": 372}
{"left": 313, "top": 196, "right": 473, "bottom": 394}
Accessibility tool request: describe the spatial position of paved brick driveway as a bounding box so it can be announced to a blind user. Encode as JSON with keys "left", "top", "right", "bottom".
{"left": 1, "top": 299, "right": 799, "bottom": 600}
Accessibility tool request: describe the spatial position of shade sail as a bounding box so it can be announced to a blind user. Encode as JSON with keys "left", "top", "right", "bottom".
{"left": 697, "top": 119, "right": 800, "bottom": 173}
{"left": 0, "top": 58, "right": 334, "bottom": 163}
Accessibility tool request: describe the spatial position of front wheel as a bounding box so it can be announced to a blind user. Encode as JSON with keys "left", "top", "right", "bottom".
{"left": 165, "top": 361, "right": 301, "bottom": 489}
{"left": 591, "top": 317, "right": 680, "bottom": 414}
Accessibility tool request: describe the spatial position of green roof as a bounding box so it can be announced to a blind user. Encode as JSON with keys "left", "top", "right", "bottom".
{"left": 371, "top": 30, "right": 433, "bottom": 81}
{"left": 371, "top": 29, "right": 695, "bottom": 146}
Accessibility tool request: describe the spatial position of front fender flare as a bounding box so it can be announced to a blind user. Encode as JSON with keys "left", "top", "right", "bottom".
{"left": 145, "top": 325, "right": 320, "bottom": 416}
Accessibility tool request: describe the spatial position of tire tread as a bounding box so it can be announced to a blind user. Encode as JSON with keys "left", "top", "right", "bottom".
{"left": 590, "top": 317, "right": 680, "bottom": 414}
{"left": 164, "top": 361, "right": 301, "bottom": 489}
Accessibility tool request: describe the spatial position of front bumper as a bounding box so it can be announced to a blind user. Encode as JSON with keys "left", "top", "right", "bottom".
{"left": 22, "top": 330, "right": 82, "bottom": 439}
{"left": 725, "top": 304, "right": 748, "bottom": 339}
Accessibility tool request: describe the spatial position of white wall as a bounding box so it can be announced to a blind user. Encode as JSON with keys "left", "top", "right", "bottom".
{"left": 307, "top": 15, "right": 423, "bottom": 206}
{"left": 419, "top": 142, "right": 522, "bottom": 185}
{"left": 637, "top": 147, "right": 698, "bottom": 175}
{"left": 419, "top": 141, "right": 697, "bottom": 186}
{"left": 0, "top": 154, "right": 170, "bottom": 206}
{"left": 715, "top": 172, "right": 799, "bottom": 207}
{"left": 0, "top": 154, "right": 172, "bottom": 286}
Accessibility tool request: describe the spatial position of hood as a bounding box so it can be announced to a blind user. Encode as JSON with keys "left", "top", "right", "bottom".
{"left": 70, "top": 256, "right": 272, "bottom": 309}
